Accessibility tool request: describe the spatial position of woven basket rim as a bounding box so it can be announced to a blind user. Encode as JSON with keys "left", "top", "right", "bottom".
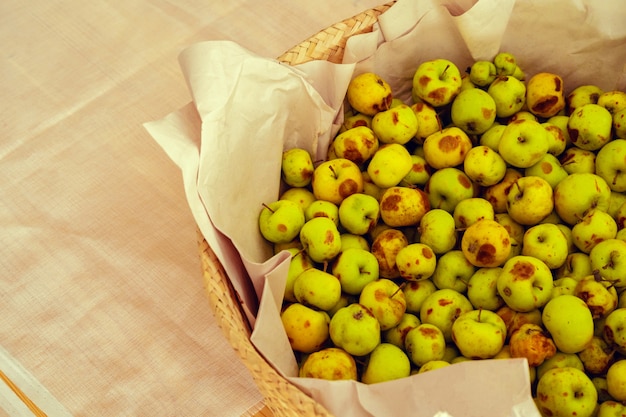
{"left": 199, "top": 2, "right": 396, "bottom": 416}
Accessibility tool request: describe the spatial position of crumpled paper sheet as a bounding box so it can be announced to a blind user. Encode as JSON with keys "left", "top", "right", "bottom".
{"left": 144, "top": 0, "right": 626, "bottom": 415}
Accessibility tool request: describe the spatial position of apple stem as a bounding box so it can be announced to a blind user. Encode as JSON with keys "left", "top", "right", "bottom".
{"left": 440, "top": 64, "right": 450, "bottom": 80}
{"left": 390, "top": 282, "right": 407, "bottom": 299}
{"left": 477, "top": 308, "right": 482, "bottom": 322}
{"left": 322, "top": 261, "right": 329, "bottom": 273}
{"left": 328, "top": 165, "right": 337, "bottom": 178}
{"left": 262, "top": 202, "right": 274, "bottom": 213}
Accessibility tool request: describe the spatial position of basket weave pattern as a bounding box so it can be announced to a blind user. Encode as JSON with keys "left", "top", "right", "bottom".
{"left": 199, "top": 3, "right": 395, "bottom": 416}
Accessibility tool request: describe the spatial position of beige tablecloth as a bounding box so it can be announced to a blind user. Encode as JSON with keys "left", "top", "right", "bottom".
{"left": 0, "top": 1, "right": 383, "bottom": 416}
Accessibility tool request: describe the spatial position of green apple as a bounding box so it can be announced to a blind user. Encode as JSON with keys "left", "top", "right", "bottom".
{"left": 461, "top": 219, "right": 512, "bottom": 268}
{"left": 283, "top": 248, "right": 314, "bottom": 303}
{"left": 417, "top": 208, "right": 457, "bottom": 255}
{"left": 469, "top": 60, "right": 497, "bottom": 87}
{"left": 577, "top": 336, "right": 614, "bottom": 375}
{"left": 572, "top": 209, "right": 617, "bottom": 254}
{"left": 521, "top": 223, "right": 569, "bottom": 270}
{"left": 603, "top": 308, "right": 626, "bottom": 355}
{"left": 606, "top": 360, "right": 626, "bottom": 402}
{"left": 395, "top": 243, "right": 437, "bottom": 282}
{"left": 493, "top": 52, "right": 517, "bottom": 76}
{"left": 483, "top": 168, "right": 523, "bottom": 214}
{"left": 590, "top": 238, "right": 626, "bottom": 288}
{"left": 371, "top": 228, "right": 409, "bottom": 279}
{"left": 451, "top": 309, "right": 507, "bottom": 359}
{"left": 379, "top": 186, "right": 430, "bottom": 227}
{"left": 597, "top": 400, "right": 626, "bottom": 417}
{"left": 535, "top": 367, "right": 597, "bottom": 417}
{"left": 340, "top": 111, "right": 372, "bottom": 132}
{"left": 304, "top": 199, "right": 339, "bottom": 225}
{"left": 506, "top": 175, "right": 554, "bottom": 226}
{"left": 404, "top": 323, "right": 446, "bottom": 366}
{"left": 419, "top": 288, "right": 473, "bottom": 342}
{"left": 553, "top": 173, "right": 611, "bottom": 225}
{"left": 293, "top": 267, "right": 342, "bottom": 312}
{"left": 281, "top": 303, "right": 330, "bottom": 353}
{"left": 597, "top": 90, "right": 626, "bottom": 115}
{"left": 467, "top": 267, "right": 504, "bottom": 311}
{"left": 361, "top": 343, "right": 411, "bottom": 384}
{"left": 542, "top": 122, "right": 567, "bottom": 156}
{"left": 423, "top": 126, "right": 473, "bottom": 169}
{"left": 279, "top": 187, "right": 316, "bottom": 212}
{"left": 330, "top": 126, "right": 379, "bottom": 166}
{"left": 372, "top": 104, "right": 419, "bottom": 145}
{"left": 453, "top": 197, "right": 495, "bottom": 229}
{"left": 566, "top": 84, "right": 603, "bottom": 114}
{"left": 479, "top": 122, "right": 506, "bottom": 151}
{"left": 402, "top": 279, "right": 437, "bottom": 315}
{"left": 311, "top": 158, "right": 364, "bottom": 205}
{"left": 450, "top": 87, "right": 497, "bottom": 135}
{"left": 425, "top": 167, "right": 476, "bottom": 213}
{"left": 497, "top": 255, "right": 554, "bottom": 312}
{"left": 338, "top": 192, "right": 380, "bottom": 235}
{"left": 383, "top": 313, "right": 421, "bottom": 348}
{"left": 542, "top": 294, "right": 594, "bottom": 353}
{"left": 547, "top": 115, "right": 572, "bottom": 147}
{"left": 568, "top": 103, "right": 613, "bottom": 151}
{"left": 498, "top": 119, "right": 549, "bottom": 169}
{"left": 463, "top": 145, "right": 507, "bottom": 187}
{"left": 555, "top": 252, "right": 593, "bottom": 280}
{"left": 487, "top": 75, "right": 526, "bottom": 118}
{"left": 340, "top": 233, "right": 369, "bottom": 252}
{"left": 347, "top": 72, "right": 392, "bottom": 116}
{"left": 551, "top": 277, "right": 579, "bottom": 298}
{"left": 417, "top": 360, "right": 451, "bottom": 373}
{"left": 299, "top": 347, "right": 357, "bottom": 380}
{"left": 259, "top": 199, "right": 306, "bottom": 244}
{"left": 359, "top": 278, "right": 407, "bottom": 331}
{"left": 432, "top": 249, "right": 475, "bottom": 292}
{"left": 526, "top": 72, "right": 566, "bottom": 118}
{"left": 596, "top": 139, "right": 626, "bottom": 192}
{"left": 402, "top": 154, "right": 431, "bottom": 186}
{"left": 614, "top": 107, "right": 626, "bottom": 139}
{"left": 608, "top": 191, "right": 626, "bottom": 220}
{"left": 299, "top": 216, "right": 342, "bottom": 264}
{"left": 412, "top": 58, "right": 463, "bottom": 107}
{"left": 494, "top": 212, "right": 525, "bottom": 243}
{"left": 524, "top": 153, "right": 569, "bottom": 189}
{"left": 411, "top": 101, "right": 442, "bottom": 143}
{"left": 329, "top": 303, "right": 381, "bottom": 356}
{"left": 282, "top": 148, "right": 314, "bottom": 187}
{"left": 559, "top": 146, "right": 596, "bottom": 175}
{"left": 367, "top": 143, "right": 413, "bottom": 188}
{"left": 331, "top": 247, "right": 379, "bottom": 295}
{"left": 536, "top": 351, "right": 585, "bottom": 381}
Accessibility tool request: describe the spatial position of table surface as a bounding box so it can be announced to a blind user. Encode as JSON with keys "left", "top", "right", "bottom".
{"left": 0, "top": 1, "right": 384, "bottom": 416}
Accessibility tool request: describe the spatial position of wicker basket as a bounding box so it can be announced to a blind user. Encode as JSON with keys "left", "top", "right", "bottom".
{"left": 198, "top": 3, "right": 395, "bottom": 417}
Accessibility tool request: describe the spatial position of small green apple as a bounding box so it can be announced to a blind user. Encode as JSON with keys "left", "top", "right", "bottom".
{"left": 299, "top": 216, "right": 342, "bottom": 264}
{"left": 417, "top": 208, "right": 457, "bottom": 255}
{"left": 259, "top": 199, "right": 306, "bottom": 244}
{"left": 412, "top": 58, "right": 463, "bottom": 107}
{"left": 311, "top": 158, "right": 364, "bottom": 205}
{"left": 451, "top": 309, "right": 507, "bottom": 359}
{"left": 467, "top": 267, "right": 504, "bottom": 311}
{"left": 361, "top": 343, "right": 412, "bottom": 384}
{"left": 293, "top": 267, "right": 342, "bottom": 312}
{"left": 329, "top": 303, "right": 380, "bottom": 356}
{"left": 359, "top": 278, "right": 407, "bottom": 331}
{"left": 497, "top": 255, "right": 554, "bottom": 312}
{"left": 372, "top": 104, "right": 419, "bottom": 145}
{"left": 535, "top": 367, "right": 598, "bottom": 417}
{"left": 347, "top": 72, "right": 392, "bottom": 116}
{"left": 423, "top": 126, "right": 473, "bottom": 169}
{"left": 299, "top": 347, "right": 357, "bottom": 380}
{"left": 281, "top": 148, "right": 314, "bottom": 187}
{"left": 395, "top": 243, "right": 437, "bottom": 282}
{"left": 338, "top": 192, "right": 380, "bottom": 235}
{"left": 331, "top": 126, "right": 379, "bottom": 165}
{"left": 431, "top": 249, "right": 475, "bottom": 292}
{"left": 331, "top": 247, "right": 379, "bottom": 295}
{"left": 568, "top": 103, "right": 613, "bottom": 151}
{"left": 367, "top": 143, "right": 414, "bottom": 188}
{"left": 404, "top": 323, "right": 446, "bottom": 366}
{"left": 542, "top": 294, "right": 594, "bottom": 354}
{"left": 498, "top": 119, "right": 549, "bottom": 169}
{"left": 419, "top": 288, "right": 473, "bottom": 342}
{"left": 281, "top": 303, "right": 330, "bottom": 353}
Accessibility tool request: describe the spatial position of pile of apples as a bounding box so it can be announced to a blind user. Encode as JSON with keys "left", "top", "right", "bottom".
{"left": 258, "top": 51, "right": 626, "bottom": 417}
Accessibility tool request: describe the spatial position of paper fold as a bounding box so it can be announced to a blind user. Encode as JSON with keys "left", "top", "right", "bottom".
{"left": 144, "top": 0, "right": 626, "bottom": 415}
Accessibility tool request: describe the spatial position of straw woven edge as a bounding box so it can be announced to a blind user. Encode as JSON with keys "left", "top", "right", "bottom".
{"left": 198, "top": 2, "right": 395, "bottom": 416}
